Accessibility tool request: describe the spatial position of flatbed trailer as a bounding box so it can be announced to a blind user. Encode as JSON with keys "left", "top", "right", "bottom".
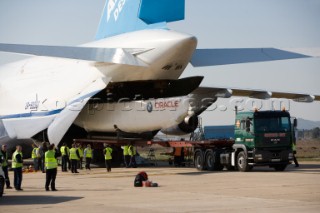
{"left": 153, "top": 139, "right": 234, "bottom": 148}
{"left": 74, "top": 138, "right": 234, "bottom": 150}
{"left": 73, "top": 138, "right": 237, "bottom": 170}
{"left": 74, "top": 109, "right": 296, "bottom": 173}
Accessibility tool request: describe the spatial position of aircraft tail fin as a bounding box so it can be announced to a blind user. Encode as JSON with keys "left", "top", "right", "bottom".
{"left": 95, "top": 0, "right": 185, "bottom": 40}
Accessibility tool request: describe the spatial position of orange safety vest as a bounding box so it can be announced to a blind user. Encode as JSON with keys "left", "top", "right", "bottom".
{"left": 174, "top": 147, "right": 182, "bottom": 156}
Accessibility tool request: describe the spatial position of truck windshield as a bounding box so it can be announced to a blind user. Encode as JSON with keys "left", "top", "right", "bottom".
{"left": 254, "top": 116, "right": 290, "bottom": 133}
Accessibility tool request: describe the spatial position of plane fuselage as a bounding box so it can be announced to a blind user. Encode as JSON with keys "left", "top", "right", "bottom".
{"left": 85, "top": 29, "right": 197, "bottom": 81}
{"left": 0, "top": 29, "right": 197, "bottom": 141}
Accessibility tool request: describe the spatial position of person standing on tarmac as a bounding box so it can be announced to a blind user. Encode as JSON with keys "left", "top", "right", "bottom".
{"left": 39, "top": 142, "right": 48, "bottom": 173}
{"left": 103, "top": 144, "right": 112, "bottom": 172}
{"left": 128, "top": 143, "right": 137, "bottom": 168}
{"left": 292, "top": 141, "right": 299, "bottom": 167}
{"left": 12, "top": 145, "right": 23, "bottom": 191}
{"left": 84, "top": 144, "right": 93, "bottom": 170}
{"left": 292, "top": 127, "right": 299, "bottom": 168}
{"left": 31, "top": 144, "right": 39, "bottom": 171}
{"left": 45, "top": 144, "right": 58, "bottom": 191}
{"left": 1, "top": 145, "right": 12, "bottom": 189}
{"left": 69, "top": 144, "right": 80, "bottom": 173}
{"left": 77, "top": 144, "right": 84, "bottom": 170}
{"left": 121, "top": 144, "right": 130, "bottom": 168}
{"left": 60, "top": 143, "right": 69, "bottom": 172}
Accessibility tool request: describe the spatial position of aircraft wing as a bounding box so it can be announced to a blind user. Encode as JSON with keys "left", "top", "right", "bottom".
{"left": 190, "top": 48, "right": 312, "bottom": 67}
{"left": 1, "top": 66, "right": 111, "bottom": 146}
{"left": 0, "top": 43, "right": 148, "bottom": 66}
{"left": 47, "top": 77, "right": 110, "bottom": 145}
{"left": 192, "top": 86, "right": 319, "bottom": 102}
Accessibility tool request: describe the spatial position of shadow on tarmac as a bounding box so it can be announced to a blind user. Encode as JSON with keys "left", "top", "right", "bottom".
{"left": 177, "top": 171, "right": 216, "bottom": 176}
{"left": 176, "top": 163, "right": 320, "bottom": 174}
{"left": 246, "top": 163, "right": 320, "bottom": 173}
{"left": 0, "top": 195, "right": 83, "bottom": 205}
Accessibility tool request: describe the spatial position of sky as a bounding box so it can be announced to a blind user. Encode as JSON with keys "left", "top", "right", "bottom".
{"left": 0, "top": 0, "right": 319, "bottom": 126}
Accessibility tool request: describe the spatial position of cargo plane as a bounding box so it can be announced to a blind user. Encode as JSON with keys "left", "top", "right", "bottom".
{"left": 0, "top": 0, "right": 319, "bottom": 148}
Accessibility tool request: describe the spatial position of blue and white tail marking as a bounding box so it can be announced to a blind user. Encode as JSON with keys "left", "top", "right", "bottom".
{"left": 95, "top": 0, "right": 185, "bottom": 40}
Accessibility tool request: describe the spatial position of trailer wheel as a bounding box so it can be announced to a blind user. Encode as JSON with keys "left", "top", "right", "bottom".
{"left": 0, "top": 176, "right": 4, "bottom": 197}
{"left": 205, "top": 150, "right": 215, "bottom": 171}
{"left": 237, "top": 151, "right": 250, "bottom": 172}
{"left": 205, "top": 150, "right": 224, "bottom": 171}
{"left": 194, "top": 150, "right": 206, "bottom": 171}
{"left": 274, "top": 164, "right": 287, "bottom": 171}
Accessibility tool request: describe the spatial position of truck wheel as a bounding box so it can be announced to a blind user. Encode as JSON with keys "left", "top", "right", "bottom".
{"left": 194, "top": 150, "right": 206, "bottom": 171}
{"left": 205, "top": 150, "right": 224, "bottom": 171}
{"left": 0, "top": 176, "right": 4, "bottom": 197}
{"left": 205, "top": 150, "right": 215, "bottom": 171}
{"left": 274, "top": 164, "right": 287, "bottom": 171}
{"left": 237, "top": 151, "right": 250, "bottom": 172}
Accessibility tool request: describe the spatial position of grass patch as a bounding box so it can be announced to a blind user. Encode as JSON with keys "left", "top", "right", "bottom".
{"left": 296, "top": 138, "right": 320, "bottom": 160}
{"left": 136, "top": 139, "right": 320, "bottom": 162}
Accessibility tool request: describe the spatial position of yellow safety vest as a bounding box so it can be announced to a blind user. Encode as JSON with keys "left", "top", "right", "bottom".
{"left": 123, "top": 145, "right": 129, "bottom": 156}
{"left": 128, "top": 145, "right": 136, "bottom": 156}
{"left": 292, "top": 143, "right": 296, "bottom": 151}
{"left": 32, "top": 148, "right": 37, "bottom": 159}
{"left": 45, "top": 150, "right": 57, "bottom": 169}
{"left": 85, "top": 148, "right": 92, "bottom": 158}
{"left": 60, "top": 146, "right": 69, "bottom": 156}
{"left": 78, "top": 148, "right": 84, "bottom": 158}
{"left": 12, "top": 151, "right": 23, "bottom": 168}
{"left": 70, "top": 148, "right": 79, "bottom": 160}
{"left": 66, "top": 147, "right": 70, "bottom": 156}
{"left": 105, "top": 147, "right": 112, "bottom": 160}
{"left": 36, "top": 147, "right": 40, "bottom": 157}
{"left": 1, "top": 151, "right": 8, "bottom": 167}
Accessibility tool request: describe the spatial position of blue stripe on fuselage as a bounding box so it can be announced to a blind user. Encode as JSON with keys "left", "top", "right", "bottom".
{"left": 0, "top": 109, "right": 63, "bottom": 120}
{"left": 0, "top": 89, "right": 102, "bottom": 120}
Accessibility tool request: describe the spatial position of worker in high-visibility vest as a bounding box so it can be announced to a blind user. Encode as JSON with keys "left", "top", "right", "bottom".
{"left": 173, "top": 147, "right": 185, "bottom": 167}
{"left": 84, "top": 144, "right": 93, "bottom": 170}
{"left": 292, "top": 126, "right": 299, "bottom": 168}
{"left": 103, "top": 144, "right": 113, "bottom": 172}
{"left": 60, "top": 143, "right": 69, "bottom": 172}
{"left": 12, "top": 145, "right": 23, "bottom": 191}
{"left": 292, "top": 142, "right": 299, "bottom": 167}
{"left": 77, "top": 144, "right": 84, "bottom": 170}
{"left": 69, "top": 143, "right": 80, "bottom": 173}
{"left": 45, "top": 144, "right": 58, "bottom": 191}
{"left": 39, "top": 142, "right": 48, "bottom": 173}
{"left": 121, "top": 144, "right": 130, "bottom": 168}
{"left": 128, "top": 144, "right": 137, "bottom": 168}
{"left": 31, "top": 143, "right": 39, "bottom": 171}
{"left": 1, "top": 144, "right": 12, "bottom": 189}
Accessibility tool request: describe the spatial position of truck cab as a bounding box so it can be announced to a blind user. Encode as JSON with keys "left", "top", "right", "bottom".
{"left": 234, "top": 110, "right": 294, "bottom": 171}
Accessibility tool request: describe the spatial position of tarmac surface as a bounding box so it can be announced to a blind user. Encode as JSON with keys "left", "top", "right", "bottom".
{"left": 0, "top": 162, "right": 319, "bottom": 213}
